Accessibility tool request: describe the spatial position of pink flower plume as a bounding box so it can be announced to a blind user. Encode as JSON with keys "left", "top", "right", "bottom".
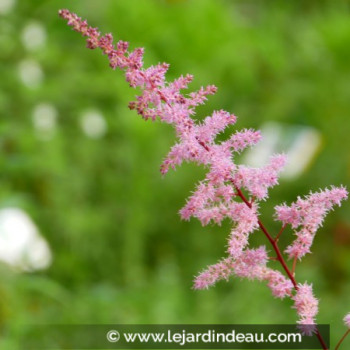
{"left": 60, "top": 12, "right": 348, "bottom": 341}
{"left": 275, "top": 186, "right": 348, "bottom": 259}
{"left": 292, "top": 283, "right": 319, "bottom": 326}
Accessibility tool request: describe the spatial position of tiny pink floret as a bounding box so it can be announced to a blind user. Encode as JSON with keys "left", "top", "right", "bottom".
{"left": 344, "top": 313, "right": 350, "bottom": 328}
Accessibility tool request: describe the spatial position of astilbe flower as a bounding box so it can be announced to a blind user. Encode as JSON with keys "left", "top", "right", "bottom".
{"left": 194, "top": 247, "right": 268, "bottom": 289}
{"left": 193, "top": 256, "right": 236, "bottom": 290}
{"left": 275, "top": 186, "right": 348, "bottom": 260}
{"left": 234, "top": 154, "right": 287, "bottom": 200}
{"left": 194, "top": 246, "right": 292, "bottom": 300}
{"left": 226, "top": 203, "right": 259, "bottom": 258}
{"left": 59, "top": 10, "right": 348, "bottom": 349}
{"left": 292, "top": 283, "right": 319, "bottom": 325}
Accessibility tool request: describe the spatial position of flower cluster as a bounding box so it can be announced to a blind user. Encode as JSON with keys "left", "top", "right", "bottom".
{"left": 59, "top": 9, "right": 348, "bottom": 343}
{"left": 194, "top": 246, "right": 294, "bottom": 299}
{"left": 292, "top": 283, "right": 319, "bottom": 325}
{"left": 275, "top": 186, "right": 348, "bottom": 260}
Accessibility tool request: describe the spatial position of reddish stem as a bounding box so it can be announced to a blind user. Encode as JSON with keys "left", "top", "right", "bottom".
{"left": 335, "top": 329, "right": 350, "bottom": 350}
{"left": 195, "top": 137, "right": 210, "bottom": 152}
{"left": 315, "top": 329, "right": 330, "bottom": 350}
{"left": 275, "top": 223, "right": 287, "bottom": 242}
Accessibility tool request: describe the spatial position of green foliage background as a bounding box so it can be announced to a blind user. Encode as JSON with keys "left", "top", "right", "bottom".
{"left": 0, "top": 0, "right": 349, "bottom": 348}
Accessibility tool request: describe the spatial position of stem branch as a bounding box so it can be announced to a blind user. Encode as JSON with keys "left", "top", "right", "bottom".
{"left": 275, "top": 224, "right": 287, "bottom": 242}
{"left": 335, "top": 329, "right": 350, "bottom": 350}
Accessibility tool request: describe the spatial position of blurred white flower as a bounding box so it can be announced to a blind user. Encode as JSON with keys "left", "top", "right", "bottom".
{"left": 0, "top": 208, "right": 52, "bottom": 271}
{"left": 0, "top": 0, "right": 16, "bottom": 14}
{"left": 244, "top": 122, "right": 321, "bottom": 180}
{"left": 283, "top": 128, "right": 321, "bottom": 179}
{"left": 18, "top": 59, "right": 43, "bottom": 88}
{"left": 21, "top": 21, "right": 46, "bottom": 51}
{"left": 32, "top": 103, "right": 58, "bottom": 140}
{"left": 80, "top": 109, "right": 107, "bottom": 139}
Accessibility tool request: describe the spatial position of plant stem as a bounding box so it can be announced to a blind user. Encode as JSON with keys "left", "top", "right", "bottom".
{"left": 335, "top": 329, "right": 350, "bottom": 350}
{"left": 275, "top": 224, "right": 287, "bottom": 242}
{"left": 316, "top": 329, "right": 330, "bottom": 350}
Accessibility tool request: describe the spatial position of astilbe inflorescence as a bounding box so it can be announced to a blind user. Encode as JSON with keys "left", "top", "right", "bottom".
{"left": 275, "top": 187, "right": 348, "bottom": 260}
{"left": 59, "top": 9, "right": 349, "bottom": 349}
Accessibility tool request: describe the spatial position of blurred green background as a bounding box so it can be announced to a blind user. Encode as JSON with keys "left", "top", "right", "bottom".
{"left": 0, "top": 0, "right": 350, "bottom": 348}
